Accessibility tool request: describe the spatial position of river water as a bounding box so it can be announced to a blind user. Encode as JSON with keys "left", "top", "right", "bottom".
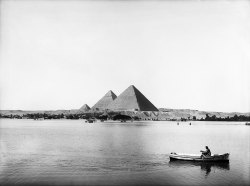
{"left": 0, "top": 119, "right": 249, "bottom": 186}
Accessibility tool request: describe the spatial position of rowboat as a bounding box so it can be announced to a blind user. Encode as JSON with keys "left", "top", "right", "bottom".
{"left": 85, "top": 119, "right": 96, "bottom": 123}
{"left": 169, "top": 152, "right": 229, "bottom": 162}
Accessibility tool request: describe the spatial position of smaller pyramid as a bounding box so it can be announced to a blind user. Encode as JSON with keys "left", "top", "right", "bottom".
{"left": 91, "top": 90, "right": 117, "bottom": 111}
{"left": 107, "top": 85, "right": 158, "bottom": 111}
{"left": 80, "top": 104, "right": 91, "bottom": 111}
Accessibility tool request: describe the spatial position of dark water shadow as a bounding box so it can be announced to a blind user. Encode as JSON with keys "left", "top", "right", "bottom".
{"left": 169, "top": 160, "right": 230, "bottom": 177}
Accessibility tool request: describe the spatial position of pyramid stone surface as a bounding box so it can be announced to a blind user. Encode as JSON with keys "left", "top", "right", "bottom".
{"left": 80, "top": 104, "right": 90, "bottom": 111}
{"left": 107, "top": 85, "right": 158, "bottom": 111}
{"left": 91, "top": 90, "right": 117, "bottom": 111}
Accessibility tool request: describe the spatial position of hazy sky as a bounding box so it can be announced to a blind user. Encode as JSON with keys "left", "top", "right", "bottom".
{"left": 0, "top": 0, "right": 250, "bottom": 112}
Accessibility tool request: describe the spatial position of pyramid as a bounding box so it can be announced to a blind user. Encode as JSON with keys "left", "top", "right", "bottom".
{"left": 79, "top": 104, "right": 90, "bottom": 111}
{"left": 91, "top": 90, "right": 117, "bottom": 111}
{"left": 107, "top": 85, "right": 158, "bottom": 111}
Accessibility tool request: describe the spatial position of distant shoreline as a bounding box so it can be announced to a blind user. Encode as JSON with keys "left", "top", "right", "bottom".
{"left": 1, "top": 109, "right": 249, "bottom": 122}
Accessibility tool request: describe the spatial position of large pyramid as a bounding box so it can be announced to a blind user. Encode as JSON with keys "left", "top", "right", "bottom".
{"left": 79, "top": 104, "right": 90, "bottom": 111}
{"left": 107, "top": 85, "right": 158, "bottom": 111}
{"left": 91, "top": 90, "right": 117, "bottom": 111}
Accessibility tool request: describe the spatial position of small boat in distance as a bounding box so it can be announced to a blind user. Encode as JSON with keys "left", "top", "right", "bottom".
{"left": 245, "top": 122, "right": 250, "bottom": 125}
{"left": 85, "top": 118, "right": 96, "bottom": 123}
{"left": 169, "top": 152, "right": 229, "bottom": 162}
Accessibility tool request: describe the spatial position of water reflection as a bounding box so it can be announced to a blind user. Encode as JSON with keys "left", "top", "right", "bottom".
{"left": 169, "top": 160, "right": 230, "bottom": 177}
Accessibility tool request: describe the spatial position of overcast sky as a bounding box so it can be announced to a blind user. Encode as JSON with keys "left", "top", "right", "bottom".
{"left": 0, "top": 0, "right": 250, "bottom": 112}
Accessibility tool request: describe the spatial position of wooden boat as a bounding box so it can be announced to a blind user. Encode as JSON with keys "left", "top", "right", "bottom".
{"left": 169, "top": 152, "right": 229, "bottom": 162}
{"left": 85, "top": 119, "right": 95, "bottom": 123}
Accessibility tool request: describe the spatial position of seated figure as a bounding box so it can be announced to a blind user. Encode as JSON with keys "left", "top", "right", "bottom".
{"left": 200, "top": 146, "right": 211, "bottom": 158}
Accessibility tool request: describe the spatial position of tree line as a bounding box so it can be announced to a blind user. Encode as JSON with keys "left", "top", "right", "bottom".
{"left": 201, "top": 114, "right": 250, "bottom": 121}
{"left": 0, "top": 113, "right": 249, "bottom": 121}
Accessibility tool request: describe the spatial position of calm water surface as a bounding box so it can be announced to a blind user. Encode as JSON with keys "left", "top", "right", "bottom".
{"left": 0, "top": 119, "right": 249, "bottom": 186}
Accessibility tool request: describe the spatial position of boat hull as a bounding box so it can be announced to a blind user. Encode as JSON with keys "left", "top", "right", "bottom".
{"left": 169, "top": 153, "right": 229, "bottom": 162}
{"left": 169, "top": 160, "right": 230, "bottom": 171}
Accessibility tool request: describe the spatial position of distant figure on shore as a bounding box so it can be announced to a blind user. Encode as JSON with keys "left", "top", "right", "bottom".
{"left": 189, "top": 122, "right": 191, "bottom": 125}
{"left": 200, "top": 146, "right": 211, "bottom": 158}
{"left": 177, "top": 122, "right": 179, "bottom": 125}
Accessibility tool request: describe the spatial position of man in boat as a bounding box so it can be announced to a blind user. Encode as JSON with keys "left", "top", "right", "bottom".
{"left": 200, "top": 146, "right": 211, "bottom": 158}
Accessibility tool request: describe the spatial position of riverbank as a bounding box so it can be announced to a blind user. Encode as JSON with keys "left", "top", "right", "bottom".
{"left": 1, "top": 109, "right": 249, "bottom": 122}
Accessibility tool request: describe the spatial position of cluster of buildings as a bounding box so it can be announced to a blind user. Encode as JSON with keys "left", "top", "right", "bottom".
{"left": 80, "top": 85, "right": 158, "bottom": 112}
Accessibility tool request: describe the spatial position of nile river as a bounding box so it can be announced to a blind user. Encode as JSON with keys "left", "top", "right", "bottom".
{"left": 0, "top": 119, "right": 249, "bottom": 186}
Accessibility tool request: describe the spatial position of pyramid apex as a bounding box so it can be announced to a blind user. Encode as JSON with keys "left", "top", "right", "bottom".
{"left": 105, "top": 90, "right": 116, "bottom": 97}
{"left": 80, "top": 104, "right": 90, "bottom": 111}
{"left": 128, "top": 85, "right": 137, "bottom": 91}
